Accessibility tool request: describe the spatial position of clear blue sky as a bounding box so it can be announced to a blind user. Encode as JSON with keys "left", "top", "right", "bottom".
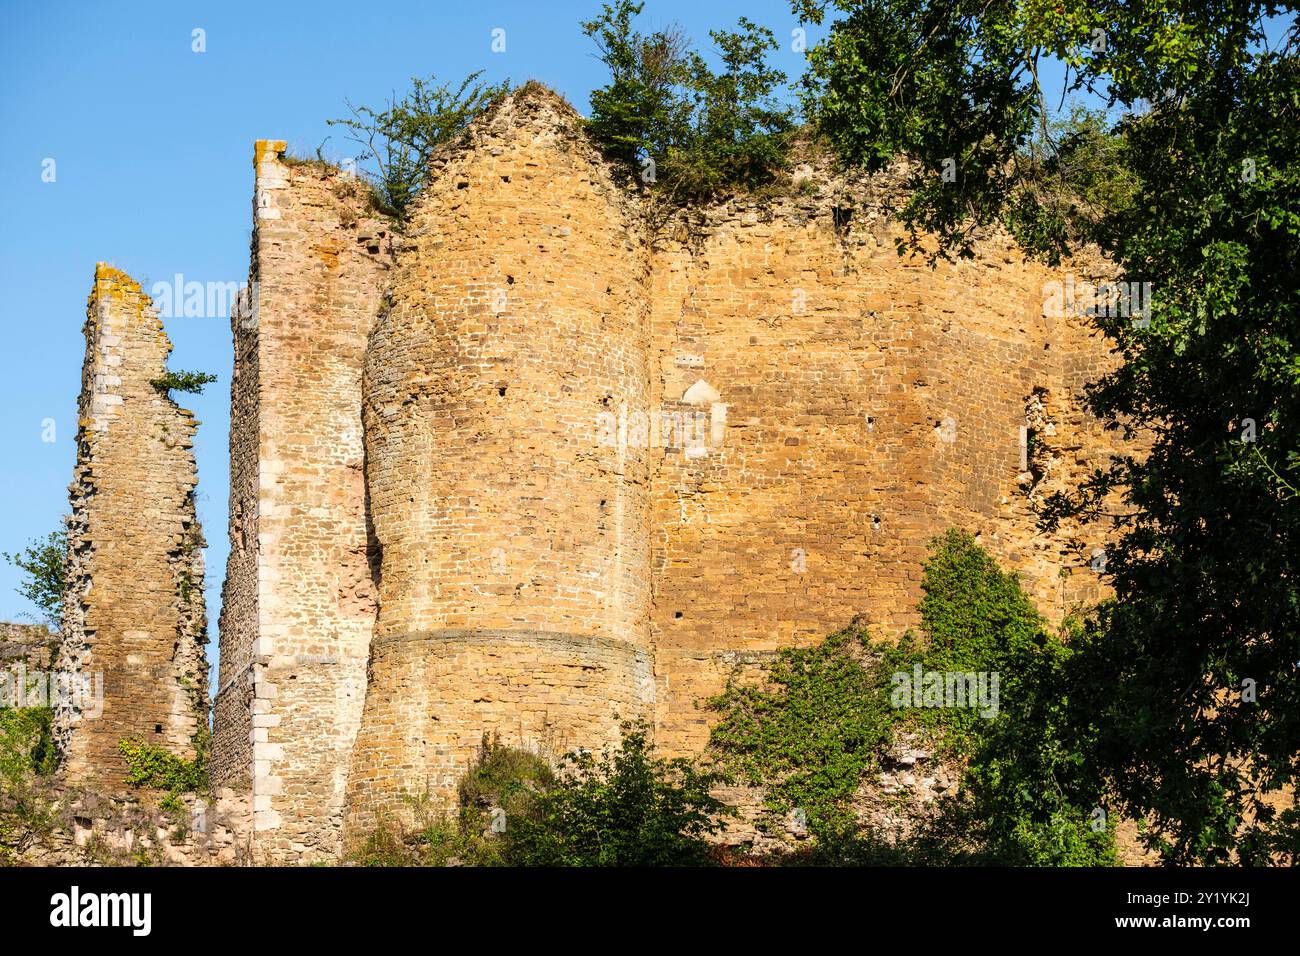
{"left": 0, "top": 1, "right": 834, "bottom": 689}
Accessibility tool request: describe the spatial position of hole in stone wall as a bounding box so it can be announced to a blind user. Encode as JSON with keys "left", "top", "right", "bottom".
{"left": 674, "top": 611, "right": 683, "bottom": 619}
{"left": 506, "top": 275, "right": 515, "bottom": 285}
{"left": 1022, "top": 386, "right": 1055, "bottom": 496}
{"left": 872, "top": 515, "right": 881, "bottom": 531}
{"left": 498, "top": 386, "right": 507, "bottom": 397}
{"left": 154, "top": 724, "right": 162, "bottom": 734}
{"left": 832, "top": 206, "right": 853, "bottom": 233}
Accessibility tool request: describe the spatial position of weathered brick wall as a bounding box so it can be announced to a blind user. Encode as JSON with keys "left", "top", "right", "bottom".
{"left": 18, "top": 783, "right": 250, "bottom": 867}
{"left": 0, "top": 622, "right": 59, "bottom": 671}
{"left": 645, "top": 162, "right": 1126, "bottom": 755}
{"left": 212, "top": 143, "right": 394, "bottom": 862}
{"left": 344, "top": 89, "right": 655, "bottom": 836}
{"left": 54, "top": 265, "right": 209, "bottom": 785}
{"left": 214, "top": 85, "right": 1128, "bottom": 856}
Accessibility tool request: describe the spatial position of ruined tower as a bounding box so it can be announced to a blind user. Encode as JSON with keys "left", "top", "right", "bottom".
{"left": 212, "top": 141, "right": 394, "bottom": 861}
{"left": 343, "top": 88, "right": 656, "bottom": 833}
{"left": 55, "top": 264, "right": 209, "bottom": 785}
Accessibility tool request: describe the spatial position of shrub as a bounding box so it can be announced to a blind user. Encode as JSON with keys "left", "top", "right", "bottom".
{"left": 348, "top": 735, "right": 554, "bottom": 867}
{"left": 151, "top": 370, "right": 216, "bottom": 397}
{"left": 0, "top": 707, "right": 60, "bottom": 865}
{"left": 582, "top": 1, "right": 795, "bottom": 199}
{"left": 506, "top": 719, "right": 732, "bottom": 866}
{"left": 329, "top": 72, "right": 510, "bottom": 220}
{"left": 118, "top": 736, "right": 207, "bottom": 814}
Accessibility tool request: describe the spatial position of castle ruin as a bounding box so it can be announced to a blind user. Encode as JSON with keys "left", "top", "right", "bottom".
{"left": 53, "top": 85, "right": 1125, "bottom": 863}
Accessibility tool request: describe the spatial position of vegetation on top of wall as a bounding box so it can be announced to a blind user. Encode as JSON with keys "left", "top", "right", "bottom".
{"left": 708, "top": 529, "right": 1116, "bottom": 866}
{"left": 151, "top": 370, "right": 217, "bottom": 398}
{"left": 581, "top": 0, "right": 796, "bottom": 201}
{"left": 329, "top": 72, "right": 512, "bottom": 221}
{"left": 2, "top": 530, "right": 66, "bottom": 629}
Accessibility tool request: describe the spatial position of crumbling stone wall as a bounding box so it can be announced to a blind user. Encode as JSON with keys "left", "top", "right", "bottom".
{"left": 54, "top": 265, "right": 209, "bottom": 786}
{"left": 0, "top": 622, "right": 59, "bottom": 672}
{"left": 344, "top": 89, "right": 655, "bottom": 837}
{"left": 645, "top": 162, "right": 1125, "bottom": 755}
{"left": 213, "top": 143, "right": 394, "bottom": 862}
{"left": 216, "top": 85, "right": 1128, "bottom": 858}
{"left": 19, "top": 783, "right": 250, "bottom": 867}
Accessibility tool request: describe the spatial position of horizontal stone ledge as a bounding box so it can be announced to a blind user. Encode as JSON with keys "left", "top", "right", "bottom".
{"left": 371, "top": 627, "right": 650, "bottom": 659}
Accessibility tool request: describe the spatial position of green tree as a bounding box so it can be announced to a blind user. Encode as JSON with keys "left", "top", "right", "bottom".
{"left": 2, "top": 530, "right": 66, "bottom": 628}
{"left": 507, "top": 719, "right": 732, "bottom": 866}
{"left": 797, "top": 0, "right": 1300, "bottom": 862}
{"left": 329, "top": 72, "right": 511, "bottom": 219}
{"left": 582, "top": 1, "right": 795, "bottom": 198}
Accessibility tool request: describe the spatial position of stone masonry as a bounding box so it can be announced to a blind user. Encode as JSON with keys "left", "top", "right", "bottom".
{"left": 198, "top": 84, "right": 1131, "bottom": 862}
{"left": 54, "top": 264, "right": 209, "bottom": 786}
{"left": 211, "top": 143, "right": 395, "bottom": 861}
{"left": 345, "top": 91, "right": 656, "bottom": 833}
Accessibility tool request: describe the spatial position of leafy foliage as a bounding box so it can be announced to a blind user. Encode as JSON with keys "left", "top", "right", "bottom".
{"left": 708, "top": 627, "right": 894, "bottom": 840}
{"left": 349, "top": 724, "right": 728, "bottom": 867}
{"left": 329, "top": 72, "right": 511, "bottom": 219}
{"left": 458, "top": 733, "right": 556, "bottom": 823}
{"left": 797, "top": 0, "right": 1300, "bottom": 865}
{"left": 582, "top": 1, "right": 795, "bottom": 199}
{"left": 710, "top": 530, "right": 1115, "bottom": 865}
{"left": 0, "top": 707, "right": 59, "bottom": 865}
{"left": 151, "top": 370, "right": 216, "bottom": 397}
{"left": 2, "top": 530, "right": 66, "bottom": 627}
{"left": 349, "top": 735, "right": 556, "bottom": 866}
{"left": 118, "top": 736, "right": 208, "bottom": 814}
{"left": 0, "top": 707, "right": 57, "bottom": 784}
{"left": 506, "top": 720, "right": 732, "bottom": 866}
{"left": 794, "top": 0, "right": 1140, "bottom": 263}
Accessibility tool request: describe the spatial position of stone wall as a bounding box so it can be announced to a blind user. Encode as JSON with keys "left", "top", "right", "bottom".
{"left": 215, "top": 85, "right": 1128, "bottom": 858}
{"left": 212, "top": 143, "right": 395, "bottom": 862}
{"left": 54, "top": 265, "right": 209, "bottom": 786}
{"left": 18, "top": 783, "right": 250, "bottom": 867}
{"left": 645, "top": 161, "right": 1124, "bottom": 755}
{"left": 344, "top": 89, "right": 656, "bottom": 836}
{"left": 0, "top": 622, "right": 59, "bottom": 671}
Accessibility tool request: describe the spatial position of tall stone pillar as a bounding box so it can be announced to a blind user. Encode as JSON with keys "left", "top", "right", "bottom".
{"left": 55, "top": 264, "right": 209, "bottom": 786}
{"left": 212, "top": 140, "right": 392, "bottom": 863}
